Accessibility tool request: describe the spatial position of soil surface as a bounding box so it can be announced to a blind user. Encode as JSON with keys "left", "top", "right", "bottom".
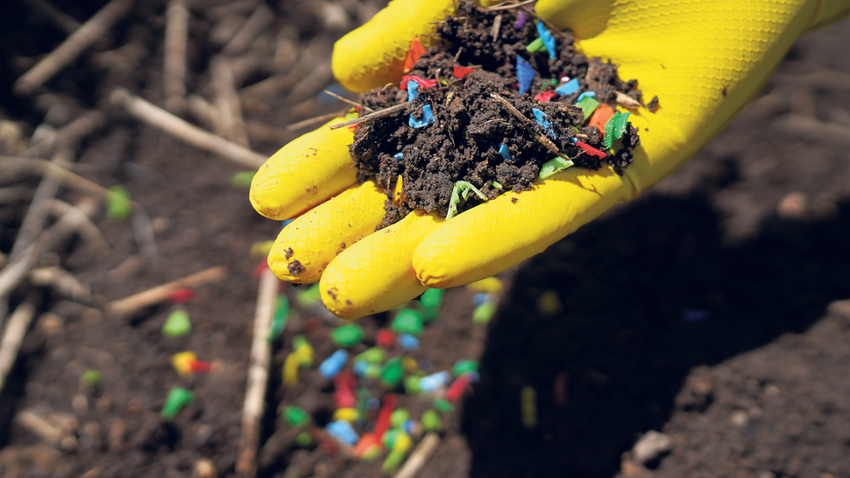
{"left": 351, "top": 1, "right": 641, "bottom": 223}
{"left": 1, "top": 1, "right": 850, "bottom": 478}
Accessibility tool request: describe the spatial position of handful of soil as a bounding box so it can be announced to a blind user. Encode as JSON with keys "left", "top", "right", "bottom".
{"left": 348, "top": 1, "right": 652, "bottom": 226}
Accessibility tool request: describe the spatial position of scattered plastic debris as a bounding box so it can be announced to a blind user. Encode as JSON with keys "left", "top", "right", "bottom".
{"left": 403, "top": 37, "right": 426, "bottom": 73}
{"left": 331, "top": 323, "right": 365, "bottom": 347}
{"left": 534, "top": 90, "right": 557, "bottom": 102}
{"left": 398, "top": 334, "right": 419, "bottom": 350}
{"left": 106, "top": 185, "right": 132, "bottom": 221}
{"left": 161, "top": 386, "right": 195, "bottom": 420}
{"left": 536, "top": 21, "right": 556, "bottom": 59}
{"left": 521, "top": 386, "right": 538, "bottom": 428}
{"left": 327, "top": 420, "right": 360, "bottom": 445}
{"left": 283, "top": 406, "right": 309, "bottom": 426}
{"left": 453, "top": 65, "right": 474, "bottom": 78}
{"left": 172, "top": 351, "right": 212, "bottom": 376}
{"left": 572, "top": 139, "right": 608, "bottom": 159}
{"left": 555, "top": 78, "right": 580, "bottom": 96}
{"left": 80, "top": 369, "right": 102, "bottom": 387}
{"left": 167, "top": 288, "right": 195, "bottom": 303}
{"left": 319, "top": 350, "right": 348, "bottom": 378}
{"left": 516, "top": 57, "right": 535, "bottom": 96}
{"left": 538, "top": 156, "right": 575, "bottom": 179}
{"left": 162, "top": 309, "right": 191, "bottom": 337}
{"left": 392, "top": 309, "right": 423, "bottom": 336}
{"left": 446, "top": 181, "right": 488, "bottom": 220}
{"left": 588, "top": 104, "right": 615, "bottom": 137}
{"left": 532, "top": 108, "right": 556, "bottom": 138}
{"left": 604, "top": 111, "right": 631, "bottom": 149}
{"left": 408, "top": 104, "right": 434, "bottom": 128}
{"left": 267, "top": 294, "right": 289, "bottom": 342}
{"left": 514, "top": 11, "right": 526, "bottom": 29}
{"left": 576, "top": 95, "right": 600, "bottom": 121}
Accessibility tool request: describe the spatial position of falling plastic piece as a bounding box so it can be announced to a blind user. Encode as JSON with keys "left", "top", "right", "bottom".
{"left": 419, "top": 371, "right": 450, "bottom": 392}
{"left": 421, "top": 410, "right": 441, "bottom": 432}
{"left": 404, "top": 375, "right": 421, "bottom": 395}
{"left": 536, "top": 22, "right": 556, "bottom": 60}
{"left": 473, "top": 302, "right": 497, "bottom": 324}
{"left": 409, "top": 104, "right": 434, "bottom": 128}
{"left": 283, "top": 352, "right": 299, "bottom": 386}
{"left": 106, "top": 185, "right": 132, "bottom": 221}
{"left": 381, "top": 432, "right": 412, "bottom": 474}
{"left": 376, "top": 329, "right": 395, "bottom": 349}
{"left": 403, "top": 37, "right": 426, "bottom": 73}
{"left": 161, "top": 387, "right": 195, "bottom": 420}
{"left": 380, "top": 357, "right": 404, "bottom": 388}
{"left": 319, "top": 350, "right": 348, "bottom": 378}
{"left": 250, "top": 240, "right": 274, "bottom": 258}
{"left": 334, "top": 370, "right": 358, "bottom": 408}
{"left": 521, "top": 386, "right": 538, "bottom": 428}
{"left": 446, "top": 373, "right": 474, "bottom": 401}
{"left": 572, "top": 139, "right": 608, "bottom": 159}
{"left": 353, "top": 433, "right": 383, "bottom": 461}
{"left": 420, "top": 288, "right": 444, "bottom": 323}
{"left": 172, "top": 351, "right": 211, "bottom": 376}
{"left": 514, "top": 11, "right": 526, "bottom": 29}
{"left": 555, "top": 78, "right": 580, "bottom": 96}
{"left": 604, "top": 111, "right": 632, "bottom": 149}
{"left": 327, "top": 420, "right": 359, "bottom": 445}
{"left": 162, "top": 310, "right": 191, "bottom": 337}
{"left": 392, "top": 309, "right": 423, "bottom": 336}
{"left": 539, "top": 156, "right": 575, "bottom": 179}
{"left": 80, "top": 369, "right": 102, "bottom": 387}
{"left": 525, "top": 37, "right": 547, "bottom": 53}
{"left": 534, "top": 90, "right": 556, "bottom": 102}
{"left": 331, "top": 323, "right": 365, "bottom": 347}
{"left": 398, "top": 334, "right": 419, "bottom": 350}
{"left": 433, "top": 398, "right": 454, "bottom": 414}
{"left": 293, "top": 335, "right": 315, "bottom": 367}
{"left": 575, "top": 96, "right": 600, "bottom": 122}
{"left": 399, "top": 75, "right": 437, "bottom": 90}
{"left": 453, "top": 65, "right": 474, "bottom": 78}
{"left": 453, "top": 360, "right": 478, "bottom": 376}
{"left": 390, "top": 409, "right": 410, "bottom": 429}
{"left": 374, "top": 394, "right": 397, "bottom": 441}
{"left": 267, "top": 294, "right": 289, "bottom": 342}
{"left": 356, "top": 347, "right": 386, "bottom": 364}
{"left": 296, "top": 283, "right": 321, "bottom": 306}
{"left": 532, "top": 108, "right": 556, "bottom": 138}
{"left": 166, "top": 289, "right": 194, "bottom": 304}
{"left": 283, "top": 406, "right": 309, "bottom": 426}
{"left": 516, "top": 57, "right": 535, "bottom": 96}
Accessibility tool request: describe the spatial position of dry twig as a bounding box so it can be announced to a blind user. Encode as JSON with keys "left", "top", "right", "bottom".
{"left": 222, "top": 3, "right": 274, "bottom": 56}
{"left": 0, "top": 302, "right": 35, "bottom": 393}
{"left": 484, "top": 0, "right": 537, "bottom": 11}
{"left": 322, "top": 89, "right": 374, "bottom": 113}
{"left": 110, "top": 88, "right": 266, "bottom": 168}
{"left": 106, "top": 266, "right": 227, "bottom": 317}
{"left": 329, "top": 102, "right": 411, "bottom": 130}
{"left": 491, "top": 14, "right": 503, "bottom": 41}
{"left": 22, "top": 110, "right": 105, "bottom": 159}
{"left": 489, "top": 93, "right": 565, "bottom": 157}
{"left": 14, "top": 0, "right": 136, "bottom": 95}
{"left": 285, "top": 111, "right": 345, "bottom": 132}
{"left": 22, "top": 0, "right": 81, "bottom": 35}
{"left": 164, "top": 0, "right": 190, "bottom": 114}
{"left": 212, "top": 58, "right": 250, "bottom": 147}
{"left": 395, "top": 433, "right": 442, "bottom": 478}
{"left": 236, "top": 268, "right": 278, "bottom": 477}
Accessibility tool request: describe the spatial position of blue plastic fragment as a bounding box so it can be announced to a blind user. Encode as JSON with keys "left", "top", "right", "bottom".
{"left": 535, "top": 22, "right": 556, "bottom": 60}
{"left": 327, "top": 421, "right": 359, "bottom": 445}
{"left": 407, "top": 81, "right": 419, "bottom": 102}
{"left": 532, "top": 108, "right": 556, "bottom": 138}
{"left": 576, "top": 91, "right": 596, "bottom": 102}
{"left": 398, "top": 334, "right": 419, "bottom": 350}
{"left": 498, "top": 144, "right": 511, "bottom": 160}
{"left": 419, "top": 371, "right": 451, "bottom": 392}
{"left": 352, "top": 359, "right": 369, "bottom": 377}
{"left": 556, "top": 78, "right": 580, "bottom": 96}
{"left": 472, "top": 293, "right": 491, "bottom": 306}
{"left": 281, "top": 219, "right": 294, "bottom": 229}
{"left": 319, "top": 349, "right": 348, "bottom": 378}
{"left": 409, "top": 104, "right": 434, "bottom": 128}
{"left": 393, "top": 152, "right": 404, "bottom": 160}
{"left": 516, "top": 57, "right": 536, "bottom": 96}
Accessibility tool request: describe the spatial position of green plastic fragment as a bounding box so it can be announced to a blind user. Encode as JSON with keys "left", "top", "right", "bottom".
{"left": 526, "top": 37, "right": 547, "bottom": 52}
{"left": 231, "top": 171, "right": 256, "bottom": 189}
{"left": 550, "top": 78, "right": 558, "bottom": 86}
{"left": 106, "top": 186, "right": 132, "bottom": 221}
{"left": 446, "top": 181, "right": 488, "bottom": 220}
{"left": 538, "top": 156, "right": 575, "bottom": 179}
{"left": 390, "top": 409, "right": 410, "bottom": 429}
{"left": 392, "top": 309, "right": 423, "bottom": 336}
{"left": 356, "top": 347, "right": 386, "bottom": 364}
{"left": 420, "top": 288, "right": 444, "bottom": 323}
{"left": 433, "top": 398, "right": 454, "bottom": 414}
{"left": 295, "top": 431, "right": 314, "bottom": 447}
{"left": 162, "top": 310, "right": 191, "bottom": 337}
{"left": 452, "top": 360, "right": 478, "bottom": 376}
{"left": 575, "top": 96, "right": 600, "bottom": 123}
{"left": 267, "top": 294, "right": 289, "bottom": 342}
{"left": 380, "top": 357, "right": 404, "bottom": 388}
{"left": 604, "top": 111, "right": 631, "bottom": 149}
{"left": 365, "top": 363, "right": 381, "bottom": 379}
{"left": 283, "top": 406, "right": 309, "bottom": 426}
{"left": 472, "top": 302, "right": 497, "bottom": 324}
{"left": 161, "top": 387, "right": 195, "bottom": 420}
{"left": 80, "top": 369, "right": 102, "bottom": 387}
{"left": 383, "top": 429, "right": 400, "bottom": 449}
{"left": 404, "top": 375, "right": 421, "bottom": 394}
{"left": 296, "top": 283, "right": 321, "bottom": 306}
{"left": 331, "top": 323, "right": 365, "bottom": 347}
{"left": 421, "top": 410, "right": 441, "bottom": 432}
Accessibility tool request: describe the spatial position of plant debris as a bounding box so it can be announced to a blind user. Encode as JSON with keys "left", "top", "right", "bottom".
{"left": 350, "top": 1, "right": 648, "bottom": 226}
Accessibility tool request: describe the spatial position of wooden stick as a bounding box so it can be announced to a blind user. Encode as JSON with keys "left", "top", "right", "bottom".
{"left": 236, "top": 268, "right": 278, "bottom": 477}
{"left": 23, "top": 0, "right": 81, "bottom": 35}
{"left": 0, "top": 302, "right": 35, "bottom": 393}
{"left": 110, "top": 88, "right": 266, "bottom": 168}
{"left": 212, "top": 57, "right": 250, "bottom": 147}
{"left": 329, "top": 102, "right": 410, "bottom": 130}
{"left": 164, "top": 0, "right": 190, "bottom": 114}
{"left": 222, "top": 3, "right": 274, "bottom": 56}
{"left": 395, "top": 433, "right": 442, "bottom": 478}
{"left": 22, "top": 110, "right": 105, "bottom": 158}
{"left": 321, "top": 89, "right": 373, "bottom": 113}
{"left": 285, "top": 111, "right": 344, "bottom": 132}
{"left": 491, "top": 14, "right": 503, "bottom": 41}
{"left": 30, "top": 266, "right": 91, "bottom": 302}
{"left": 14, "top": 0, "right": 135, "bottom": 95}
{"left": 49, "top": 199, "right": 109, "bottom": 251}
{"left": 489, "top": 93, "right": 564, "bottom": 157}
{"left": 106, "top": 266, "right": 226, "bottom": 317}
{"left": 186, "top": 94, "right": 223, "bottom": 133}
{"left": 484, "top": 0, "right": 537, "bottom": 12}
{"left": 0, "top": 156, "right": 112, "bottom": 199}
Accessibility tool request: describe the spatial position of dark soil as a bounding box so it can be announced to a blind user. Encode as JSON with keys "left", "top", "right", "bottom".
{"left": 1, "top": 1, "right": 850, "bottom": 478}
{"left": 350, "top": 1, "right": 641, "bottom": 223}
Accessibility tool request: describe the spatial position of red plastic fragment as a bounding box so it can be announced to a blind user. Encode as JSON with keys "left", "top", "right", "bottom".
{"left": 353, "top": 432, "right": 382, "bottom": 458}
{"left": 453, "top": 65, "right": 474, "bottom": 78}
{"left": 403, "top": 37, "right": 427, "bottom": 73}
{"left": 373, "top": 393, "right": 397, "bottom": 441}
{"left": 446, "top": 373, "right": 473, "bottom": 402}
{"left": 574, "top": 140, "right": 607, "bottom": 159}
{"left": 168, "top": 289, "right": 195, "bottom": 303}
{"left": 399, "top": 75, "right": 437, "bottom": 90}
{"left": 376, "top": 329, "right": 395, "bottom": 349}
{"left": 189, "top": 359, "right": 213, "bottom": 373}
{"left": 333, "top": 370, "right": 357, "bottom": 408}
{"left": 534, "top": 91, "right": 557, "bottom": 102}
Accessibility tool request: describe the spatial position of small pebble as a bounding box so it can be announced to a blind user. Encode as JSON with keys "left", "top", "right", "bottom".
{"left": 632, "top": 430, "right": 672, "bottom": 464}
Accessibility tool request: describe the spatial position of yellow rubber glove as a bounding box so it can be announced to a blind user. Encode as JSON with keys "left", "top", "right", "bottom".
{"left": 251, "top": 0, "right": 849, "bottom": 319}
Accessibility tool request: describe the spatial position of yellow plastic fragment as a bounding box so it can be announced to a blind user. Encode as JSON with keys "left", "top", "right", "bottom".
{"left": 465, "top": 277, "right": 502, "bottom": 294}
{"left": 283, "top": 352, "right": 299, "bottom": 387}
{"left": 333, "top": 408, "right": 361, "bottom": 423}
{"left": 320, "top": 211, "right": 444, "bottom": 319}
{"left": 171, "top": 351, "right": 197, "bottom": 376}
{"left": 268, "top": 181, "right": 388, "bottom": 283}
{"left": 250, "top": 118, "right": 358, "bottom": 221}
{"left": 250, "top": 240, "right": 274, "bottom": 258}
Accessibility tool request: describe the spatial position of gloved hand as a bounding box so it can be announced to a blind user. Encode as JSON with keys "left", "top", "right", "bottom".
{"left": 251, "top": 0, "right": 849, "bottom": 319}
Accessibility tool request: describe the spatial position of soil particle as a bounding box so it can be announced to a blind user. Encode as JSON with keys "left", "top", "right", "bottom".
{"left": 288, "top": 260, "right": 306, "bottom": 277}
{"left": 285, "top": 247, "right": 294, "bottom": 259}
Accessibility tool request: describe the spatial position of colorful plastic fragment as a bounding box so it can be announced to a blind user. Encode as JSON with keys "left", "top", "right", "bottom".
{"left": 402, "top": 357, "right": 418, "bottom": 374}
{"left": 453, "top": 65, "right": 474, "bottom": 78}
{"left": 572, "top": 139, "right": 608, "bottom": 159}
{"left": 404, "top": 375, "right": 421, "bottom": 394}
{"left": 399, "top": 75, "right": 437, "bottom": 90}
{"left": 353, "top": 432, "right": 383, "bottom": 461}
{"left": 472, "top": 301, "right": 497, "bottom": 324}
{"left": 421, "top": 410, "right": 441, "bottom": 432}
{"left": 534, "top": 90, "right": 557, "bottom": 102}
{"left": 283, "top": 405, "right": 309, "bottom": 426}
{"left": 398, "top": 334, "right": 419, "bottom": 350}
{"left": 393, "top": 152, "right": 403, "bottom": 160}
{"left": 376, "top": 329, "right": 395, "bottom": 348}
{"left": 409, "top": 104, "right": 434, "bottom": 128}
{"left": 446, "top": 373, "right": 474, "bottom": 402}
{"left": 327, "top": 420, "right": 359, "bottom": 445}
{"left": 319, "top": 350, "right": 348, "bottom": 378}
{"left": 407, "top": 81, "right": 419, "bottom": 101}
{"left": 380, "top": 357, "right": 404, "bottom": 388}
{"left": 514, "top": 11, "right": 526, "bottom": 29}
{"left": 106, "top": 185, "right": 132, "bottom": 221}
{"left": 539, "top": 156, "right": 575, "bottom": 179}
{"left": 446, "top": 180, "right": 488, "bottom": 220}
{"left": 555, "top": 78, "right": 580, "bottom": 96}
{"left": 334, "top": 370, "right": 358, "bottom": 408}
{"left": 516, "top": 57, "right": 535, "bottom": 96}
{"left": 230, "top": 171, "right": 256, "bottom": 188}
{"left": 162, "top": 309, "right": 191, "bottom": 337}
{"left": 80, "top": 369, "right": 102, "bottom": 387}
{"left": 296, "top": 283, "right": 321, "bottom": 306}
{"left": 403, "top": 37, "right": 426, "bottom": 73}
{"left": 283, "top": 352, "right": 299, "bottom": 386}
{"left": 453, "top": 360, "right": 478, "bottom": 376}
{"left": 161, "top": 387, "right": 195, "bottom": 420}
{"left": 390, "top": 409, "right": 410, "bottom": 429}
{"left": 381, "top": 432, "right": 412, "bottom": 474}
{"left": 420, "top": 288, "right": 443, "bottom": 323}
{"left": 433, "top": 398, "right": 454, "bottom": 414}
{"left": 356, "top": 347, "right": 386, "bottom": 364}
{"left": 521, "top": 386, "right": 538, "bottom": 428}
{"left": 333, "top": 408, "right": 360, "bottom": 423}
{"left": 576, "top": 91, "right": 596, "bottom": 102}
{"left": 331, "top": 323, "right": 365, "bottom": 347}
{"left": 374, "top": 394, "right": 397, "bottom": 440}
{"left": 172, "top": 351, "right": 212, "bottom": 376}
{"left": 419, "top": 371, "right": 450, "bottom": 392}
{"left": 536, "top": 21, "right": 557, "bottom": 59}
{"left": 250, "top": 240, "right": 274, "bottom": 258}
{"left": 267, "top": 294, "right": 289, "bottom": 342}
{"left": 295, "top": 431, "right": 314, "bottom": 448}
{"left": 293, "top": 335, "right": 315, "bottom": 367}
{"left": 588, "top": 104, "right": 615, "bottom": 136}
{"left": 575, "top": 95, "right": 600, "bottom": 121}
{"left": 526, "top": 37, "right": 547, "bottom": 53}
{"left": 392, "top": 309, "right": 423, "bottom": 336}
{"left": 168, "top": 289, "right": 195, "bottom": 303}
{"left": 532, "top": 108, "right": 556, "bottom": 138}
{"left": 604, "top": 111, "right": 632, "bottom": 149}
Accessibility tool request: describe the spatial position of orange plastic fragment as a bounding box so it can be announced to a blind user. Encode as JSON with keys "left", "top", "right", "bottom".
{"left": 588, "top": 105, "right": 615, "bottom": 138}
{"left": 403, "top": 37, "right": 427, "bottom": 73}
{"left": 453, "top": 65, "right": 474, "bottom": 78}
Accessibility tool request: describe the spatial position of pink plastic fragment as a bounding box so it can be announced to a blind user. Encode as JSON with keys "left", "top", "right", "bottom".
{"left": 400, "top": 75, "right": 437, "bottom": 90}
{"left": 515, "top": 11, "right": 526, "bottom": 29}
{"left": 574, "top": 140, "right": 607, "bottom": 159}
